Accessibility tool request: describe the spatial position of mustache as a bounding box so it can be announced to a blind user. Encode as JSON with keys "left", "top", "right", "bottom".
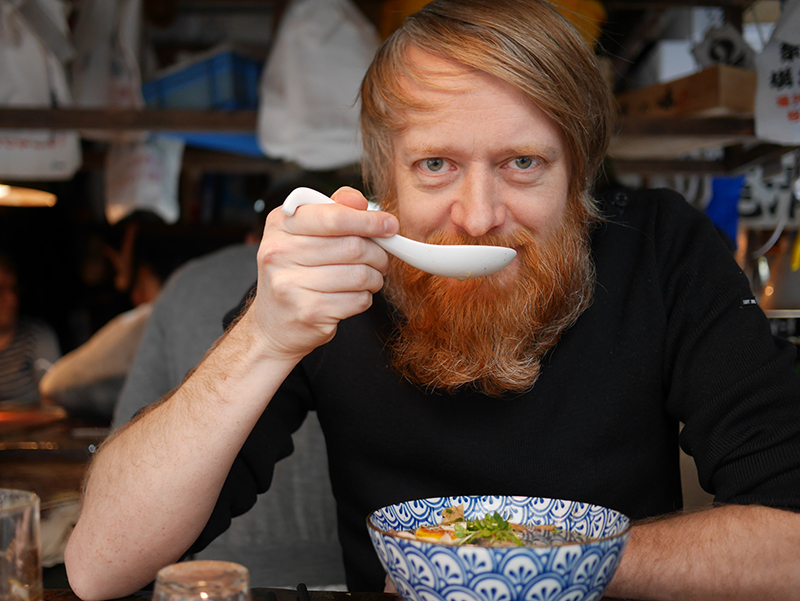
{"left": 416, "top": 228, "right": 533, "bottom": 250}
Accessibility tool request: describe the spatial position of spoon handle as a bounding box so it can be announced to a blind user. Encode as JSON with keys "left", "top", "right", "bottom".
{"left": 281, "top": 187, "right": 516, "bottom": 280}
{"left": 281, "top": 187, "right": 406, "bottom": 252}
{"left": 281, "top": 187, "right": 339, "bottom": 215}
{"left": 281, "top": 188, "right": 410, "bottom": 253}
{"left": 281, "top": 188, "right": 426, "bottom": 254}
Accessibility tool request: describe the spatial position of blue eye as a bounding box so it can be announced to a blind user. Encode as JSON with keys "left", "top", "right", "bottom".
{"left": 422, "top": 158, "right": 447, "bottom": 173}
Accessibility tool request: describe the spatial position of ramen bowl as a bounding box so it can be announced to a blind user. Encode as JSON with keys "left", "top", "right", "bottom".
{"left": 367, "top": 495, "right": 631, "bottom": 601}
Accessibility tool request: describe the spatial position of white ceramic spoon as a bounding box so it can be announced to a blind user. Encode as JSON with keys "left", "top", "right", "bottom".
{"left": 281, "top": 187, "right": 517, "bottom": 280}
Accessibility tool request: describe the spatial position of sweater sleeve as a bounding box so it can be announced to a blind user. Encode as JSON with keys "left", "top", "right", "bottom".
{"left": 650, "top": 189, "right": 800, "bottom": 510}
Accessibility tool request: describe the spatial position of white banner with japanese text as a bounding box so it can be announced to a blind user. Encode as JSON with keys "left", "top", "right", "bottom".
{"left": 755, "top": 0, "right": 800, "bottom": 143}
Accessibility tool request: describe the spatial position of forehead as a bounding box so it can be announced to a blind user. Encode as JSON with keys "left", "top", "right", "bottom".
{"left": 394, "top": 48, "right": 565, "bottom": 152}
{"left": 398, "top": 47, "right": 526, "bottom": 109}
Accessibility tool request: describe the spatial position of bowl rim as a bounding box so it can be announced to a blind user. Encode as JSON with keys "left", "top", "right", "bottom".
{"left": 366, "top": 495, "right": 633, "bottom": 549}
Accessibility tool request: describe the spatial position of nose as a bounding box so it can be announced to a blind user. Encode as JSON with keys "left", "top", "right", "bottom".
{"left": 449, "top": 169, "right": 507, "bottom": 237}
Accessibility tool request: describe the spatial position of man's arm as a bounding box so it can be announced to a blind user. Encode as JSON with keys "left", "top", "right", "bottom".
{"left": 64, "top": 188, "right": 398, "bottom": 601}
{"left": 65, "top": 312, "right": 299, "bottom": 600}
{"left": 606, "top": 503, "right": 800, "bottom": 601}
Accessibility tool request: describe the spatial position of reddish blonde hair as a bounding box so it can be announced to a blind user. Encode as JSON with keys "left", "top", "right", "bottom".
{"left": 359, "top": 0, "right": 615, "bottom": 217}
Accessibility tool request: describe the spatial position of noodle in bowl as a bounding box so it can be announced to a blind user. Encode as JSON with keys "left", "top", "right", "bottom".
{"left": 366, "top": 495, "right": 631, "bottom": 601}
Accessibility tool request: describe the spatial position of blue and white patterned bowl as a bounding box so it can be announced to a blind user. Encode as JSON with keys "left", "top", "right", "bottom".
{"left": 367, "top": 496, "right": 631, "bottom": 601}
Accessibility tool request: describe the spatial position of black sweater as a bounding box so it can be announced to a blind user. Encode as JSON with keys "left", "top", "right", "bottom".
{"left": 195, "top": 188, "right": 800, "bottom": 591}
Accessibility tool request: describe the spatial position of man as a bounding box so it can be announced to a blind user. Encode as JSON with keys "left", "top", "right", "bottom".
{"left": 65, "top": 1, "right": 800, "bottom": 600}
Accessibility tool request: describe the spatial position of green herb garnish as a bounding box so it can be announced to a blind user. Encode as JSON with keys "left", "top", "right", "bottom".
{"left": 451, "top": 512, "right": 523, "bottom": 546}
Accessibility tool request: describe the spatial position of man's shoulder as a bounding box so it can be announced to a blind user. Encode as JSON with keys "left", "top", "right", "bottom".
{"left": 147, "top": 243, "right": 258, "bottom": 337}
{"left": 594, "top": 186, "right": 713, "bottom": 245}
{"left": 172, "top": 244, "right": 257, "bottom": 286}
{"left": 596, "top": 187, "right": 697, "bottom": 224}
{"left": 159, "top": 244, "right": 257, "bottom": 303}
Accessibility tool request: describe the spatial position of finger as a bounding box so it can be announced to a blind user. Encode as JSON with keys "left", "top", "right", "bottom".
{"left": 291, "top": 263, "right": 386, "bottom": 296}
{"left": 259, "top": 231, "right": 391, "bottom": 275}
{"left": 283, "top": 198, "right": 398, "bottom": 239}
{"left": 274, "top": 287, "right": 377, "bottom": 326}
{"left": 264, "top": 269, "right": 380, "bottom": 330}
{"left": 330, "top": 186, "right": 369, "bottom": 210}
{"left": 329, "top": 187, "right": 400, "bottom": 240}
{"left": 293, "top": 236, "right": 391, "bottom": 274}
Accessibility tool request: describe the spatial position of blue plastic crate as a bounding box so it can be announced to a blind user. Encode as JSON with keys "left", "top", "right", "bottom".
{"left": 143, "top": 49, "right": 264, "bottom": 155}
{"left": 143, "top": 50, "right": 263, "bottom": 110}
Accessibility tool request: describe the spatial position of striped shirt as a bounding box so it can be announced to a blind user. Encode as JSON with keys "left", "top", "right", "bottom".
{"left": 0, "top": 318, "right": 61, "bottom": 403}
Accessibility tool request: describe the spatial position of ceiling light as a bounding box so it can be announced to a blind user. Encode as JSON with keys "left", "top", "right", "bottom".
{"left": 0, "top": 184, "right": 57, "bottom": 207}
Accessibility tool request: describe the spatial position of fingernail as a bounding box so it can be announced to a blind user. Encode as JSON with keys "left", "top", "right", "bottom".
{"left": 384, "top": 217, "right": 399, "bottom": 235}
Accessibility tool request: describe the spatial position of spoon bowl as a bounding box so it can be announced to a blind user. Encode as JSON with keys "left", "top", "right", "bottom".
{"left": 281, "top": 187, "right": 517, "bottom": 280}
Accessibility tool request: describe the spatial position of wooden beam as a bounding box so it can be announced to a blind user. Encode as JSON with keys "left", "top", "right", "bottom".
{"left": 0, "top": 109, "right": 755, "bottom": 138}
{"left": 0, "top": 108, "right": 257, "bottom": 132}
{"left": 724, "top": 143, "right": 797, "bottom": 172}
{"left": 81, "top": 146, "right": 286, "bottom": 174}
{"left": 1, "top": 109, "right": 773, "bottom": 174}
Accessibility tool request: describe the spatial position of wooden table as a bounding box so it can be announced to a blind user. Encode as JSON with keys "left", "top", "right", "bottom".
{"left": 44, "top": 586, "right": 625, "bottom": 601}
{"left": 45, "top": 589, "right": 396, "bottom": 601}
{"left": 0, "top": 407, "right": 108, "bottom": 502}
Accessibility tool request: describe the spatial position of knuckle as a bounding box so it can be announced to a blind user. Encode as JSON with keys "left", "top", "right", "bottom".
{"left": 268, "top": 271, "right": 296, "bottom": 302}
{"left": 369, "top": 271, "right": 386, "bottom": 294}
{"left": 257, "top": 239, "right": 287, "bottom": 266}
{"left": 349, "top": 264, "right": 371, "bottom": 288}
{"left": 341, "top": 236, "right": 366, "bottom": 262}
{"left": 355, "top": 291, "right": 374, "bottom": 313}
{"left": 347, "top": 264, "right": 383, "bottom": 295}
{"left": 295, "top": 302, "right": 321, "bottom": 324}
{"left": 325, "top": 208, "right": 350, "bottom": 233}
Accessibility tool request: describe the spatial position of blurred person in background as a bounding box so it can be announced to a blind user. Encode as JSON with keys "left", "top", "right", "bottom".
{"left": 0, "top": 251, "right": 61, "bottom": 404}
{"left": 40, "top": 218, "right": 178, "bottom": 421}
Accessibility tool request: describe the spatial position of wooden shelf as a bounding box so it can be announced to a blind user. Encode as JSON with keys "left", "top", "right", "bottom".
{"left": 0, "top": 108, "right": 790, "bottom": 176}
{"left": 610, "top": 115, "right": 758, "bottom": 166}
{"left": 0, "top": 108, "right": 256, "bottom": 132}
{"left": 0, "top": 108, "right": 757, "bottom": 135}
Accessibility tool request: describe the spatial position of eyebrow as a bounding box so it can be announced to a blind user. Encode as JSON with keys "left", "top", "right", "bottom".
{"left": 402, "top": 142, "right": 563, "bottom": 160}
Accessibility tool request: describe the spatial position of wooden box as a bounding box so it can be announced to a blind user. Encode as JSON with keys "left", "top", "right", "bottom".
{"left": 615, "top": 65, "right": 756, "bottom": 118}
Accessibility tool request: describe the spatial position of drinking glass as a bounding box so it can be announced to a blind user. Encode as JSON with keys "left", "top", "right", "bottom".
{"left": 153, "top": 561, "right": 251, "bottom": 601}
{"left": 0, "top": 489, "right": 42, "bottom": 601}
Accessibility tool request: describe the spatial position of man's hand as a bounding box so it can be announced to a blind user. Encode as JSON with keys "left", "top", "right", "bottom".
{"left": 248, "top": 186, "right": 398, "bottom": 362}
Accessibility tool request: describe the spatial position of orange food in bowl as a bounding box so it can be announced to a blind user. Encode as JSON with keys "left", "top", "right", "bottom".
{"left": 413, "top": 526, "right": 447, "bottom": 541}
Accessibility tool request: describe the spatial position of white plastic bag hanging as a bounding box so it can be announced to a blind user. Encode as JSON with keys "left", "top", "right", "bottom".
{"left": 105, "top": 135, "right": 184, "bottom": 225}
{"left": 0, "top": 0, "right": 81, "bottom": 180}
{"left": 754, "top": 0, "right": 800, "bottom": 144}
{"left": 257, "top": 0, "right": 380, "bottom": 170}
{"left": 71, "top": 0, "right": 144, "bottom": 143}
{"left": 71, "top": 0, "right": 143, "bottom": 110}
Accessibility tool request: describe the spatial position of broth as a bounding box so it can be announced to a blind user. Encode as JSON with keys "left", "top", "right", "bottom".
{"left": 390, "top": 504, "right": 597, "bottom": 548}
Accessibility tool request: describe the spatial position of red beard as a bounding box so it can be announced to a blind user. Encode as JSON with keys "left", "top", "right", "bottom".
{"left": 382, "top": 204, "right": 595, "bottom": 397}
